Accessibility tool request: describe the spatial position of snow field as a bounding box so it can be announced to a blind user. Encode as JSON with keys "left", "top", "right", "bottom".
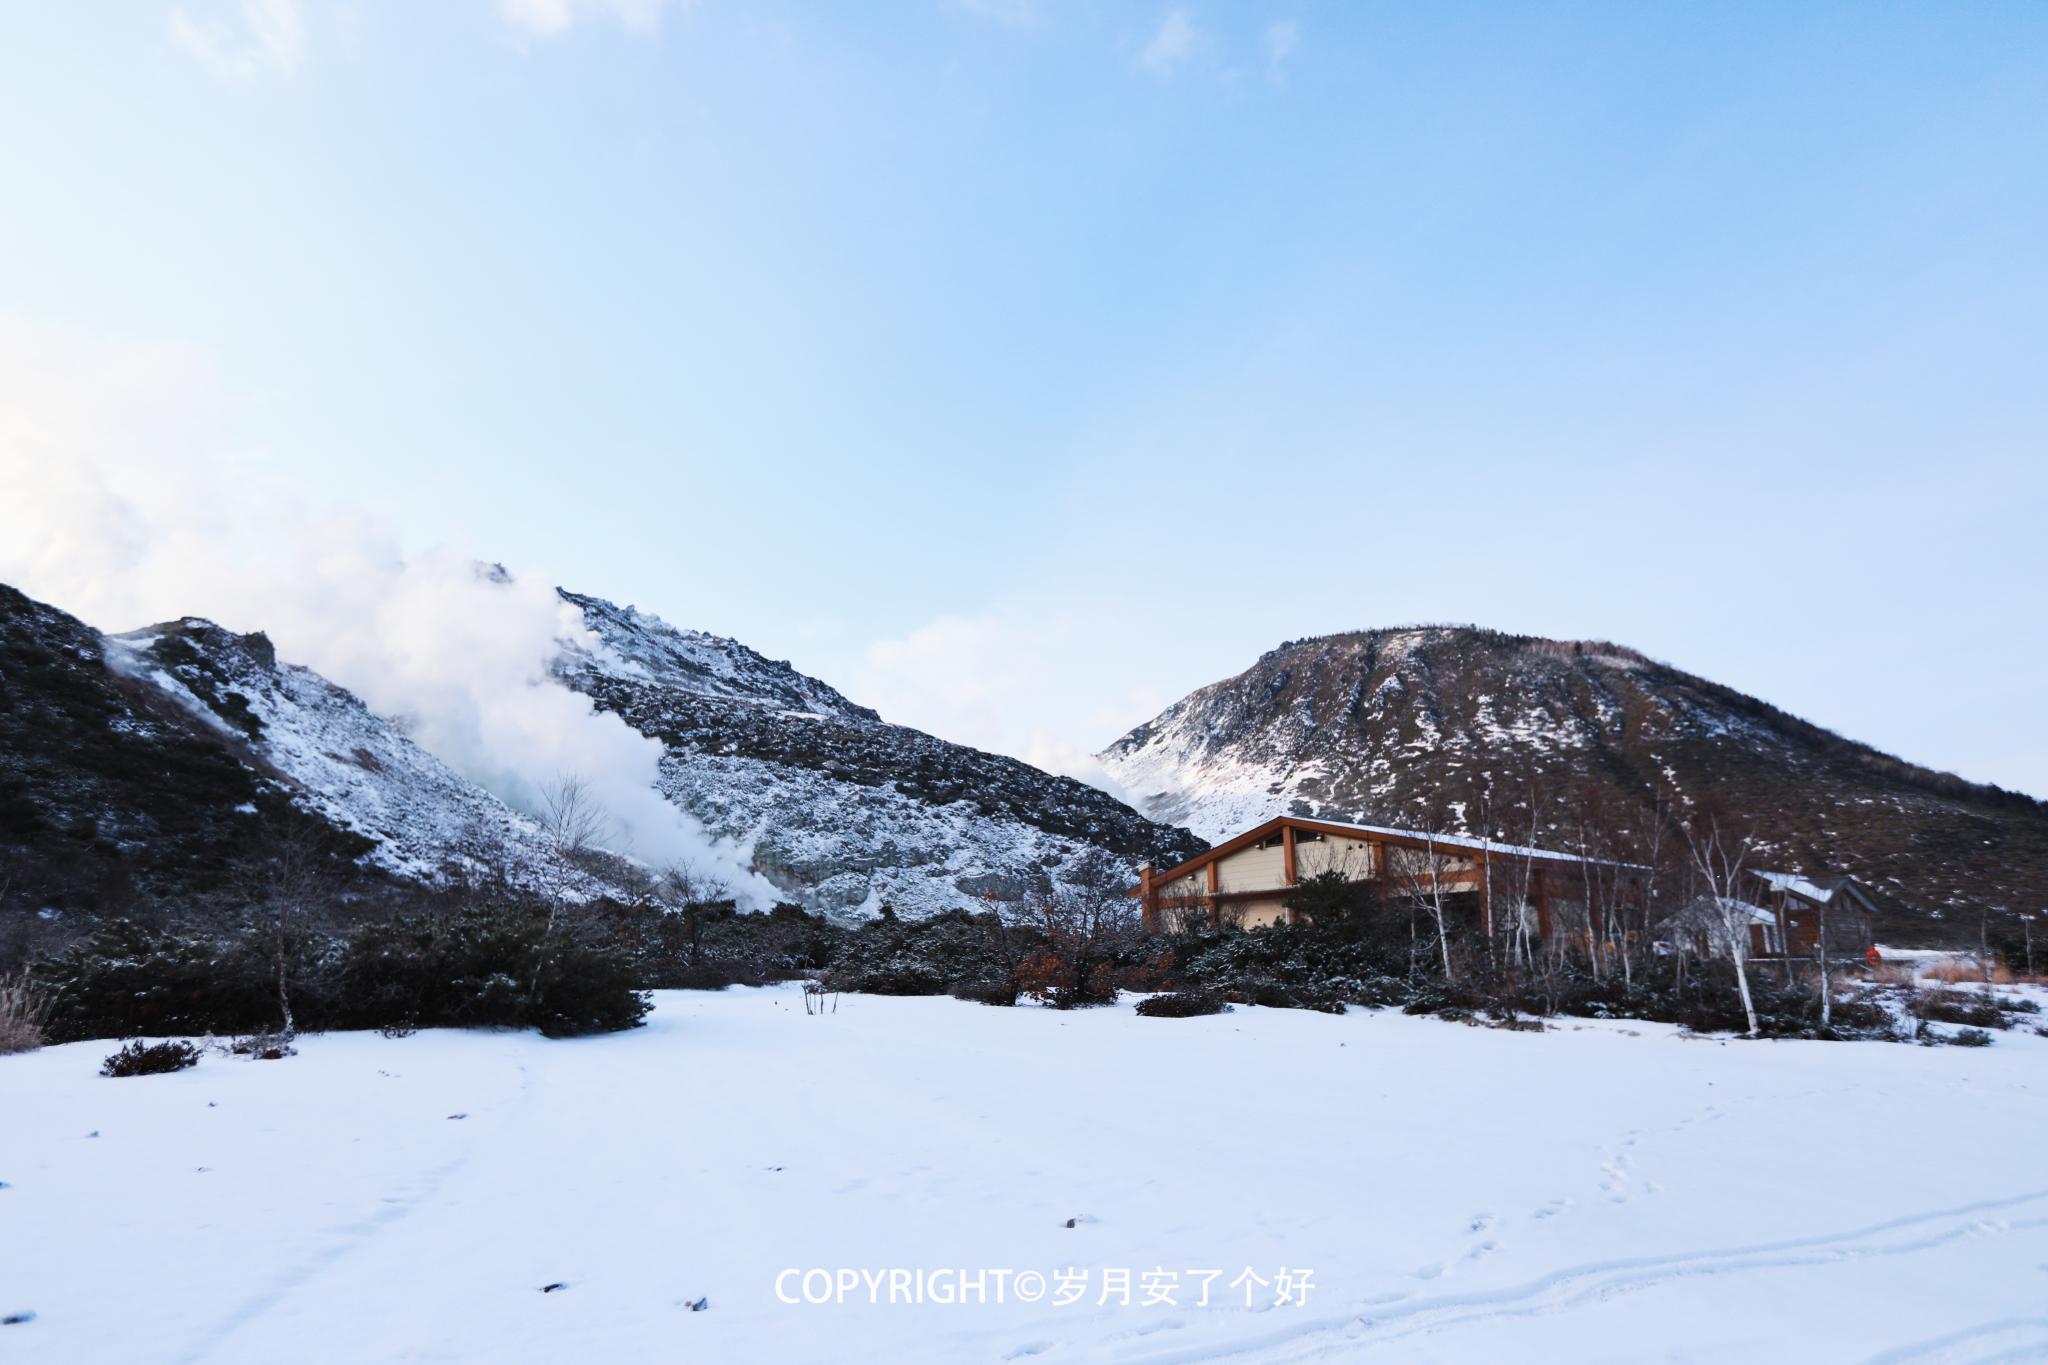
{"left": 4, "top": 990, "right": 2047, "bottom": 1364}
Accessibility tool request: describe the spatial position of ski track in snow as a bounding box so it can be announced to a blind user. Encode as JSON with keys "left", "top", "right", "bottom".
{"left": 1114, "top": 1194, "right": 2048, "bottom": 1364}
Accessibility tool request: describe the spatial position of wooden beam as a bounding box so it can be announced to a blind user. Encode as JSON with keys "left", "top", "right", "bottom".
{"left": 1282, "top": 826, "right": 1298, "bottom": 925}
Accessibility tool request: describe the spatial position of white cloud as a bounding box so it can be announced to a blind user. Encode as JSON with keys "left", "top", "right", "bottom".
{"left": 0, "top": 317, "right": 774, "bottom": 902}
{"left": 1265, "top": 20, "right": 1298, "bottom": 79}
{"left": 170, "top": 0, "right": 304, "bottom": 82}
{"left": 1023, "top": 730, "right": 1131, "bottom": 803}
{"left": 497, "top": 0, "right": 684, "bottom": 38}
{"left": 846, "top": 609, "right": 1171, "bottom": 807}
{"left": 1138, "top": 9, "right": 1206, "bottom": 78}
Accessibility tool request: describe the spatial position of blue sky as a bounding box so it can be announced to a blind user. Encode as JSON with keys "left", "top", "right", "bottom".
{"left": 2, "top": 1, "right": 2044, "bottom": 796}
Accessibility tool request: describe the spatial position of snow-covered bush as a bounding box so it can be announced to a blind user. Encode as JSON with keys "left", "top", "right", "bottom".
{"left": 1910, "top": 989, "right": 2007, "bottom": 1030}
{"left": 32, "top": 920, "right": 284, "bottom": 1042}
{"left": 1134, "top": 990, "right": 1228, "bottom": 1018}
{"left": 100, "top": 1039, "right": 200, "bottom": 1076}
{"left": 32, "top": 902, "right": 650, "bottom": 1040}
{"left": 602, "top": 899, "right": 837, "bottom": 987}
{"left": 949, "top": 980, "right": 1017, "bottom": 1006}
{"left": 330, "top": 902, "right": 648, "bottom": 1037}
{"left": 824, "top": 908, "right": 1018, "bottom": 997}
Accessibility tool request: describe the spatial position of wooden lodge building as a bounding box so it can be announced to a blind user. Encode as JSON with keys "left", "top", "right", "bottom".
{"left": 1742, "top": 871, "right": 1879, "bottom": 960}
{"left": 1133, "top": 814, "right": 1632, "bottom": 938}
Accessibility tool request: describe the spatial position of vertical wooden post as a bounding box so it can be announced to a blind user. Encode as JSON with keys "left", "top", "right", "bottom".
{"left": 1138, "top": 863, "right": 1157, "bottom": 934}
{"left": 1480, "top": 844, "right": 1494, "bottom": 940}
{"left": 1277, "top": 826, "right": 1294, "bottom": 925}
{"left": 1533, "top": 866, "right": 1553, "bottom": 940}
{"left": 1206, "top": 859, "right": 1220, "bottom": 931}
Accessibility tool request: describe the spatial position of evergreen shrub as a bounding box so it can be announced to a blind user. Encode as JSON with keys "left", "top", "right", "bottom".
{"left": 101, "top": 1039, "right": 200, "bottom": 1076}
{"left": 34, "top": 902, "right": 649, "bottom": 1041}
{"left": 1134, "top": 990, "right": 1228, "bottom": 1018}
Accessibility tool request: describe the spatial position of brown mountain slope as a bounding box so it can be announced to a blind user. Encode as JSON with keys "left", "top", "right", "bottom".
{"left": 1099, "top": 627, "right": 2044, "bottom": 933}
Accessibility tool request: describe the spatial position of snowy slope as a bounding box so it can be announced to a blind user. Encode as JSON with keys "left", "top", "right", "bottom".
{"left": 554, "top": 590, "right": 1204, "bottom": 918}
{"left": 6, "top": 988, "right": 2047, "bottom": 1364}
{"left": 555, "top": 590, "right": 877, "bottom": 720}
{"left": 102, "top": 618, "right": 574, "bottom": 889}
{"left": 1099, "top": 627, "right": 2048, "bottom": 922}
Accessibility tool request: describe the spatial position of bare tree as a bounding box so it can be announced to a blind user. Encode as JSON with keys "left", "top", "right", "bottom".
{"left": 235, "top": 809, "right": 341, "bottom": 1038}
{"left": 1680, "top": 814, "right": 1760, "bottom": 1036}
{"left": 538, "top": 774, "right": 613, "bottom": 858}
{"left": 1008, "top": 851, "right": 1157, "bottom": 1005}
{"left": 528, "top": 774, "right": 616, "bottom": 999}
{"left": 1816, "top": 889, "right": 1832, "bottom": 1031}
{"left": 652, "top": 861, "right": 732, "bottom": 967}
{"left": 1384, "top": 828, "right": 1462, "bottom": 983}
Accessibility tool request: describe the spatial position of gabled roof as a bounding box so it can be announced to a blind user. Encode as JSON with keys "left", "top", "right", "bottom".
{"left": 1146, "top": 813, "right": 1623, "bottom": 886}
{"left": 1750, "top": 870, "right": 1879, "bottom": 914}
{"left": 1713, "top": 896, "right": 1780, "bottom": 927}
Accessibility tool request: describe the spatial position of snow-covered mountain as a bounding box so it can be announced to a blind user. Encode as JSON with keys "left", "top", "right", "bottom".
{"left": 1099, "top": 626, "right": 2047, "bottom": 921}
{"left": 1, "top": 583, "right": 581, "bottom": 912}
{"left": 552, "top": 589, "right": 1205, "bottom": 918}
{"left": 100, "top": 617, "right": 571, "bottom": 888}
{"left": 0, "top": 580, "right": 1202, "bottom": 921}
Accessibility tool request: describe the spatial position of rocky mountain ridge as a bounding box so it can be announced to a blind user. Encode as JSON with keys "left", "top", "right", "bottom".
{"left": 0, "top": 580, "right": 1203, "bottom": 929}
{"left": 0, "top": 581, "right": 582, "bottom": 922}
{"left": 553, "top": 589, "right": 1205, "bottom": 917}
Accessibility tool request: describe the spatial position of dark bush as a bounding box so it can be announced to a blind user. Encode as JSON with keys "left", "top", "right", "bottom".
{"left": 1952, "top": 1028, "right": 1994, "bottom": 1047}
{"left": 951, "top": 980, "right": 1017, "bottom": 1006}
{"left": 1135, "top": 990, "right": 1229, "bottom": 1018}
{"left": 330, "top": 903, "right": 648, "bottom": 1038}
{"left": 33, "top": 920, "right": 285, "bottom": 1042}
{"left": 610, "top": 900, "right": 835, "bottom": 987}
{"left": 35, "top": 903, "right": 649, "bottom": 1041}
{"left": 825, "top": 962, "right": 948, "bottom": 996}
{"left": 1160, "top": 925, "right": 1912, "bottom": 1038}
{"left": 663, "top": 961, "right": 775, "bottom": 991}
{"left": 1911, "top": 990, "right": 2007, "bottom": 1030}
{"left": 101, "top": 1039, "right": 200, "bottom": 1076}
{"left": 830, "top": 910, "right": 1018, "bottom": 994}
{"left": 231, "top": 1031, "right": 296, "bottom": 1059}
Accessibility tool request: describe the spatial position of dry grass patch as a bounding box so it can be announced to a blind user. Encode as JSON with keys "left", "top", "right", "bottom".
{"left": 0, "top": 974, "right": 46, "bottom": 1054}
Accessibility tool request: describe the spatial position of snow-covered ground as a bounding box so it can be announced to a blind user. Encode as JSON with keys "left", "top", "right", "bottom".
{"left": 6, "top": 991, "right": 2047, "bottom": 1364}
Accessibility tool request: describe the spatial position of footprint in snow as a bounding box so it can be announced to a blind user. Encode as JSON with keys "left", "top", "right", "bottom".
{"left": 1534, "top": 1199, "right": 1573, "bottom": 1219}
{"left": 1469, "top": 1213, "right": 1496, "bottom": 1233}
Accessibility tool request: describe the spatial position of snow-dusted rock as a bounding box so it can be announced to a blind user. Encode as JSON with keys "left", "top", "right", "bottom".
{"left": 554, "top": 589, "right": 1204, "bottom": 919}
